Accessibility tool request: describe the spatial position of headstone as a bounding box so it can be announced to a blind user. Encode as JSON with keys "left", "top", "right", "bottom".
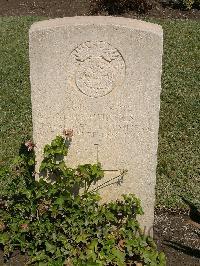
{"left": 29, "top": 16, "right": 163, "bottom": 232}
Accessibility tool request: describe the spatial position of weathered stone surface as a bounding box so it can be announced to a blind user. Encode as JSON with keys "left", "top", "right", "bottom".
{"left": 29, "top": 16, "right": 163, "bottom": 231}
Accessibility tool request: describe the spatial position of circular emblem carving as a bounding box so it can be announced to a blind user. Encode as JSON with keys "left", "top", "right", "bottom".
{"left": 69, "top": 41, "right": 125, "bottom": 98}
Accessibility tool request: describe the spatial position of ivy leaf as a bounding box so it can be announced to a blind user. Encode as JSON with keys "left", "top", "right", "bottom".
{"left": 55, "top": 195, "right": 65, "bottom": 207}
{"left": 38, "top": 263, "right": 48, "bottom": 266}
{"left": 158, "top": 252, "right": 167, "bottom": 265}
{"left": 76, "top": 233, "right": 89, "bottom": 244}
{"left": 88, "top": 239, "right": 98, "bottom": 252}
{"left": 111, "top": 247, "right": 125, "bottom": 265}
{"left": 0, "top": 232, "right": 9, "bottom": 245}
{"left": 31, "top": 251, "right": 48, "bottom": 262}
{"left": 45, "top": 241, "right": 57, "bottom": 254}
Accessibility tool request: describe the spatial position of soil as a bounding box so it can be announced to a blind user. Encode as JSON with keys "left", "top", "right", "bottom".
{"left": 0, "top": 0, "right": 199, "bottom": 20}
{"left": 154, "top": 209, "right": 200, "bottom": 266}
{"left": 0, "top": 1, "right": 199, "bottom": 265}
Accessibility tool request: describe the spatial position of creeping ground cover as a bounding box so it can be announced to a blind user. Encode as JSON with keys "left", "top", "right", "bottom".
{"left": 0, "top": 134, "right": 166, "bottom": 265}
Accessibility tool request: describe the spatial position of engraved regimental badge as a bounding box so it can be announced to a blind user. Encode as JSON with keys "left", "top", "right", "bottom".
{"left": 69, "top": 41, "right": 125, "bottom": 98}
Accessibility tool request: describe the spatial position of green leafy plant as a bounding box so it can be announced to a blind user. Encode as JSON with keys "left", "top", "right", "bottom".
{"left": 0, "top": 134, "right": 166, "bottom": 265}
{"left": 91, "top": 0, "right": 153, "bottom": 15}
{"left": 175, "top": 0, "right": 194, "bottom": 9}
{"left": 183, "top": 0, "right": 195, "bottom": 8}
{"left": 163, "top": 0, "right": 200, "bottom": 9}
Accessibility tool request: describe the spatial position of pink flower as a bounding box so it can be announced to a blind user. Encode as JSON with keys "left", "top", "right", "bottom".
{"left": 63, "top": 129, "right": 73, "bottom": 140}
{"left": 20, "top": 223, "right": 29, "bottom": 230}
{"left": 0, "top": 222, "right": 6, "bottom": 231}
{"left": 25, "top": 140, "right": 35, "bottom": 151}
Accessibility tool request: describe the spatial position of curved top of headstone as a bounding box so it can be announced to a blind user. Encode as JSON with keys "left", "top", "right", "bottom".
{"left": 30, "top": 16, "right": 162, "bottom": 37}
